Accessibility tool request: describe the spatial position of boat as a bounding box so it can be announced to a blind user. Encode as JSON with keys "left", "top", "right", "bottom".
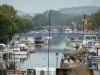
{"left": 7, "top": 70, "right": 26, "bottom": 74}
{"left": 65, "top": 36, "right": 82, "bottom": 49}
{"left": 29, "top": 50, "right": 36, "bottom": 53}
{"left": 27, "top": 67, "right": 56, "bottom": 75}
{"left": 10, "top": 41, "right": 30, "bottom": 55}
{"left": 34, "top": 36, "right": 44, "bottom": 48}
{"left": 29, "top": 48, "right": 36, "bottom": 53}
{"left": 64, "top": 28, "right": 73, "bottom": 33}
{"left": 82, "top": 34, "right": 100, "bottom": 48}
{"left": 0, "top": 43, "right": 8, "bottom": 52}
{"left": 0, "top": 44, "right": 12, "bottom": 58}
{"left": 8, "top": 54, "right": 28, "bottom": 63}
{"left": 43, "top": 37, "right": 52, "bottom": 45}
{"left": 52, "top": 28, "right": 58, "bottom": 33}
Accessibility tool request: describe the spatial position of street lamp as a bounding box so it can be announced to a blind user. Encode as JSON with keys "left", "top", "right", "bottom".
{"left": 56, "top": 52, "right": 59, "bottom": 68}
{"left": 46, "top": 9, "right": 51, "bottom": 75}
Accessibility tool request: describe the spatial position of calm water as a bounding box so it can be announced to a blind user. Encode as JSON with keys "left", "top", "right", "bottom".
{"left": 20, "top": 52, "right": 63, "bottom": 70}
{"left": 19, "top": 36, "right": 71, "bottom": 70}
{"left": 8, "top": 36, "right": 99, "bottom": 75}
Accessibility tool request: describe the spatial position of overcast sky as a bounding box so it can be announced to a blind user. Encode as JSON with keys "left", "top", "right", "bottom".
{"left": 0, "top": 0, "right": 100, "bottom": 13}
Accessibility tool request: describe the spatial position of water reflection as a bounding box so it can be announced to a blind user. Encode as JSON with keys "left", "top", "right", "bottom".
{"left": 8, "top": 36, "right": 73, "bottom": 70}
{"left": 35, "top": 36, "right": 74, "bottom": 52}
{"left": 7, "top": 54, "right": 29, "bottom": 70}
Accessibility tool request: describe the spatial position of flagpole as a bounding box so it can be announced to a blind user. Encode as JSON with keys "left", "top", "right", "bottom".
{"left": 82, "top": 13, "right": 85, "bottom": 47}
{"left": 48, "top": 9, "right": 51, "bottom": 75}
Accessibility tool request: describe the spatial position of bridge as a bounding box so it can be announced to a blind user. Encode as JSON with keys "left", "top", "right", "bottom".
{"left": 19, "top": 32, "right": 100, "bottom": 37}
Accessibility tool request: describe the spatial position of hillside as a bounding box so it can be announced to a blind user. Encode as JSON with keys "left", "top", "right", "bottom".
{"left": 59, "top": 6, "right": 100, "bottom": 15}
{"left": 16, "top": 6, "right": 100, "bottom": 30}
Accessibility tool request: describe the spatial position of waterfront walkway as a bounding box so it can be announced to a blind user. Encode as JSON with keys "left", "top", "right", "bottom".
{"left": 19, "top": 32, "right": 100, "bottom": 37}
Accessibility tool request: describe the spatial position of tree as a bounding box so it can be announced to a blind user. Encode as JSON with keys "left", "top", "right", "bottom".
{"left": 90, "top": 10, "right": 100, "bottom": 30}
{"left": 14, "top": 16, "right": 35, "bottom": 33}
{"left": 0, "top": 4, "right": 18, "bottom": 44}
{"left": 0, "top": 4, "right": 36, "bottom": 44}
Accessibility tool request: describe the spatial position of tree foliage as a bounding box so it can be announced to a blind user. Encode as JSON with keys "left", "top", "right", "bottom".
{"left": 14, "top": 16, "right": 35, "bottom": 32}
{"left": 90, "top": 10, "right": 100, "bottom": 30}
{"left": 33, "top": 10, "right": 84, "bottom": 30}
{"left": 0, "top": 4, "right": 36, "bottom": 44}
{"left": 0, "top": 4, "right": 18, "bottom": 44}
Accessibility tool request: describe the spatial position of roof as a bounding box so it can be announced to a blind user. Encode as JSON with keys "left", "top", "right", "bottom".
{"left": 19, "top": 44, "right": 26, "bottom": 47}
{"left": 0, "top": 44, "right": 5, "bottom": 46}
{"left": 34, "top": 67, "right": 56, "bottom": 71}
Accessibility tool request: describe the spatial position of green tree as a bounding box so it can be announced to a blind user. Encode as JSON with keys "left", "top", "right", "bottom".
{"left": 0, "top": 4, "right": 18, "bottom": 44}
{"left": 90, "top": 10, "right": 100, "bottom": 30}
{"left": 14, "top": 16, "right": 35, "bottom": 33}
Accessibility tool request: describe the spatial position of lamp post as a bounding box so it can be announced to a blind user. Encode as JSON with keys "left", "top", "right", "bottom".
{"left": 56, "top": 52, "right": 59, "bottom": 68}
{"left": 46, "top": 9, "right": 51, "bottom": 75}
{"left": 1, "top": 46, "right": 3, "bottom": 75}
{"left": 82, "top": 16, "right": 84, "bottom": 47}
{"left": 96, "top": 48, "right": 98, "bottom": 70}
{"left": 9, "top": 6, "right": 16, "bottom": 74}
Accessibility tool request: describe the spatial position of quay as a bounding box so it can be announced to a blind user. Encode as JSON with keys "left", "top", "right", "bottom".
{"left": 19, "top": 32, "right": 100, "bottom": 37}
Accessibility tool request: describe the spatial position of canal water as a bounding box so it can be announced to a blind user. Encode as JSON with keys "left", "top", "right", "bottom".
{"left": 8, "top": 36, "right": 100, "bottom": 75}
{"left": 20, "top": 36, "right": 73, "bottom": 70}
{"left": 7, "top": 36, "right": 72, "bottom": 71}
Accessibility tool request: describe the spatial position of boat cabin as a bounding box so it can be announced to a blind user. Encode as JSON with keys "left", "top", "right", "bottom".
{"left": 83, "top": 34, "right": 97, "bottom": 41}
{"left": 13, "top": 44, "right": 28, "bottom": 52}
{"left": 11, "top": 41, "right": 28, "bottom": 52}
{"left": 35, "top": 36, "right": 44, "bottom": 48}
{"left": 83, "top": 34, "right": 98, "bottom": 47}
{"left": 0, "top": 44, "right": 7, "bottom": 52}
{"left": 27, "top": 67, "right": 56, "bottom": 75}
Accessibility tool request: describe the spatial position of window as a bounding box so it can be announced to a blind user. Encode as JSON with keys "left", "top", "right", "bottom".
{"left": 86, "top": 37, "right": 90, "bottom": 40}
{"left": 92, "top": 37, "right": 96, "bottom": 40}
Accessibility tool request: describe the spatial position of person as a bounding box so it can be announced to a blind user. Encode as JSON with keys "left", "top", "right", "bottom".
{"left": 75, "top": 45, "right": 79, "bottom": 50}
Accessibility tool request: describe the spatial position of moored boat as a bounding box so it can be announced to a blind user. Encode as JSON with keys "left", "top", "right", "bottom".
{"left": 10, "top": 41, "right": 30, "bottom": 55}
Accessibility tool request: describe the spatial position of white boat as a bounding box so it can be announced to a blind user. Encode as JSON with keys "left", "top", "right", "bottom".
{"left": 0, "top": 44, "right": 9, "bottom": 57}
{"left": 52, "top": 28, "right": 58, "bottom": 33}
{"left": 43, "top": 37, "right": 52, "bottom": 45}
{"left": 64, "top": 28, "right": 73, "bottom": 33}
{"left": 45, "top": 37, "right": 52, "bottom": 40}
{"left": 65, "top": 36, "right": 82, "bottom": 49}
{"left": 10, "top": 41, "right": 29, "bottom": 55}
{"left": 34, "top": 36, "right": 44, "bottom": 47}
{"left": 82, "top": 34, "right": 100, "bottom": 48}
{"left": 8, "top": 54, "right": 28, "bottom": 63}
{"left": 13, "top": 51, "right": 28, "bottom": 55}
{"left": 0, "top": 43, "right": 8, "bottom": 52}
{"left": 31, "top": 67, "right": 56, "bottom": 75}
{"left": 42, "top": 29, "right": 48, "bottom": 33}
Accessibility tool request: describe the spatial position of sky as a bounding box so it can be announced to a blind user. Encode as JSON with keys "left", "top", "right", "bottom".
{"left": 0, "top": 0, "right": 100, "bottom": 13}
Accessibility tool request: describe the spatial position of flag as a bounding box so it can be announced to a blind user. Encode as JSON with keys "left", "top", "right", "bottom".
{"left": 84, "top": 18, "right": 88, "bottom": 29}
{"left": 11, "top": 11, "right": 14, "bottom": 18}
{"left": 83, "top": 14, "right": 88, "bottom": 30}
{"left": 9, "top": 6, "right": 14, "bottom": 18}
